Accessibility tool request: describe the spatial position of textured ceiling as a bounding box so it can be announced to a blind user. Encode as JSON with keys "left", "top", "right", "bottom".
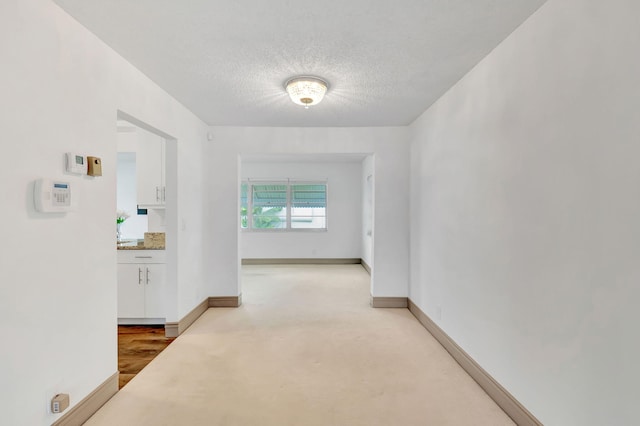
{"left": 53, "top": 0, "right": 546, "bottom": 127}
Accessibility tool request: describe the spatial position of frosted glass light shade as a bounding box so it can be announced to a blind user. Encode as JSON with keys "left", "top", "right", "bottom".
{"left": 285, "top": 76, "right": 328, "bottom": 108}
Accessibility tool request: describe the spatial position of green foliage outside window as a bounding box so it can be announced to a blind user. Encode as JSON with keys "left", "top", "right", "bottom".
{"left": 241, "top": 206, "right": 283, "bottom": 229}
{"left": 241, "top": 181, "right": 325, "bottom": 230}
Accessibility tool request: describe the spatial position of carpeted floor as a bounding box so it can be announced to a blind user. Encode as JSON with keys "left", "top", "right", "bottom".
{"left": 89, "top": 264, "right": 514, "bottom": 425}
{"left": 118, "top": 325, "right": 175, "bottom": 389}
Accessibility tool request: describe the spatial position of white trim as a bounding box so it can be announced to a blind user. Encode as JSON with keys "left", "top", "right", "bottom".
{"left": 117, "top": 318, "right": 165, "bottom": 325}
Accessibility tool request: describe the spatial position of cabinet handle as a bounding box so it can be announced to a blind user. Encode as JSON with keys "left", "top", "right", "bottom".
{"left": 135, "top": 256, "right": 152, "bottom": 259}
{"left": 146, "top": 267, "right": 150, "bottom": 284}
{"left": 138, "top": 267, "right": 142, "bottom": 284}
{"left": 162, "top": 186, "right": 166, "bottom": 202}
{"left": 156, "top": 186, "right": 160, "bottom": 202}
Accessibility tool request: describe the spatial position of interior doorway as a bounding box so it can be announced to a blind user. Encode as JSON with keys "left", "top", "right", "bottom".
{"left": 237, "top": 153, "right": 374, "bottom": 302}
{"left": 115, "top": 110, "right": 178, "bottom": 336}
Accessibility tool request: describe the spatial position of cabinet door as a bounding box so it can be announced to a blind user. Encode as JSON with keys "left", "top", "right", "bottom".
{"left": 117, "top": 264, "right": 145, "bottom": 318}
{"left": 144, "top": 263, "right": 166, "bottom": 318}
{"left": 136, "top": 132, "right": 164, "bottom": 206}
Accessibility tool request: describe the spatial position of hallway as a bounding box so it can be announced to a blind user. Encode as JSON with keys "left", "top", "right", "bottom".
{"left": 86, "top": 265, "right": 513, "bottom": 425}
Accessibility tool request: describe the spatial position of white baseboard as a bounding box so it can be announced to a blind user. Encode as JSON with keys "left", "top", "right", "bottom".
{"left": 51, "top": 372, "right": 118, "bottom": 426}
{"left": 407, "top": 299, "right": 542, "bottom": 426}
{"left": 117, "top": 318, "right": 165, "bottom": 326}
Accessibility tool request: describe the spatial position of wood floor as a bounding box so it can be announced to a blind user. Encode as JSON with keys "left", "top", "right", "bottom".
{"left": 118, "top": 325, "right": 175, "bottom": 389}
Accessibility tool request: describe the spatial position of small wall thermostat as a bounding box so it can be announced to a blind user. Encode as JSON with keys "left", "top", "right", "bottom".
{"left": 87, "top": 156, "right": 102, "bottom": 177}
{"left": 65, "top": 152, "right": 87, "bottom": 174}
{"left": 34, "top": 178, "right": 73, "bottom": 213}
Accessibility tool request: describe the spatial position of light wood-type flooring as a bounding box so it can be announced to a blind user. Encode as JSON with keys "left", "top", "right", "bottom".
{"left": 88, "top": 264, "right": 514, "bottom": 425}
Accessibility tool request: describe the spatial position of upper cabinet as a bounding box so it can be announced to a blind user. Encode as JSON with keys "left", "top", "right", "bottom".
{"left": 136, "top": 131, "right": 166, "bottom": 208}
{"left": 117, "top": 123, "right": 166, "bottom": 209}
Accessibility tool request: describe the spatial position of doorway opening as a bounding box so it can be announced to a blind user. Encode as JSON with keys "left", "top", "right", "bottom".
{"left": 237, "top": 153, "right": 374, "bottom": 304}
{"left": 115, "top": 111, "right": 178, "bottom": 385}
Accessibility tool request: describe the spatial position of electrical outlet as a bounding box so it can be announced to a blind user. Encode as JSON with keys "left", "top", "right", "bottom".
{"left": 51, "top": 394, "right": 70, "bottom": 414}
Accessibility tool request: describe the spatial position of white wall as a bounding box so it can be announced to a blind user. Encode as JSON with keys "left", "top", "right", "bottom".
{"left": 409, "top": 0, "right": 640, "bottom": 424}
{"left": 241, "top": 160, "right": 362, "bottom": 259}
{"left": 116, "top": 152, "right": 148, "bottom": 239}
{"left": 361, "top": 155, "right": 374, "bottom": 267}
{"left": 0, "top": 0, "right": 209, "bottom": 424}
{"left": 205, "top": 127, "right": 410, "bottom": 298}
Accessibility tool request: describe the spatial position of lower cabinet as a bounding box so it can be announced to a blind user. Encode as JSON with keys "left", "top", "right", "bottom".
{"left": 117, "top": 250, "right": 166, "bottom": 323}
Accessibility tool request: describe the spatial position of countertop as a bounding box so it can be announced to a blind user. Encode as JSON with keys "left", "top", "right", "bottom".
{"left": 117, "top": 239, "right": 165, "bottom": 250}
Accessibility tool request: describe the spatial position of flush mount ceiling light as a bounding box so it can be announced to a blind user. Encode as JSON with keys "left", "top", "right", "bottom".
{"left": 284, "top": 76, "right": 329, "bottom": 109}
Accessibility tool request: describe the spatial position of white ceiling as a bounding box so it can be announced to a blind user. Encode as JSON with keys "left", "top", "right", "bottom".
{"left": 53, "top": 0, "right": 546, "bottom": 127}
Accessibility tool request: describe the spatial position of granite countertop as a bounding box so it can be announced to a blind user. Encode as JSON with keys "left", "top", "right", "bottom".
{"left": 117, "top": 239, "right": 165, "bottom": 250}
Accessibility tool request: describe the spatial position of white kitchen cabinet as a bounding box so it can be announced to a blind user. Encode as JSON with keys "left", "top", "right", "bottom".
{"left": 143, "top": 264, "right": 166, "bottom": 317}
{"left": 136, "top": 133, "right": 165, "bottom": 207}
{"left": 117, "top": 263, "right": 145, "bottom": 318}
{"left": 117, "top": 251, "right": 166, "bottom": 323}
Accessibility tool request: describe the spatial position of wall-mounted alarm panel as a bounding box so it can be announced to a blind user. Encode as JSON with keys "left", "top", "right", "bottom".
{"left": 34, "top": 179, "right": 73, "bottom": 213}
{"left": 65, "top": 152, "right": 87, "bottom": 174}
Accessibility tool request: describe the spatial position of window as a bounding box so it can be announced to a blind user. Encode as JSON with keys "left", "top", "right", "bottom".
{"left": 241, "top": 180, "right": 327, "bottom": 230}
{"left": 250, "top": 183, "right": 287, "bottom": 229}
{"left": 290, "top": 184, "right": 327, "bottom": 229}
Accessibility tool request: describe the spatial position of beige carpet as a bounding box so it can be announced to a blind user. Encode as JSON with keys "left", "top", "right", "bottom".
{"left": 87, "top": 265, "right": 514, "bottom": 425}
